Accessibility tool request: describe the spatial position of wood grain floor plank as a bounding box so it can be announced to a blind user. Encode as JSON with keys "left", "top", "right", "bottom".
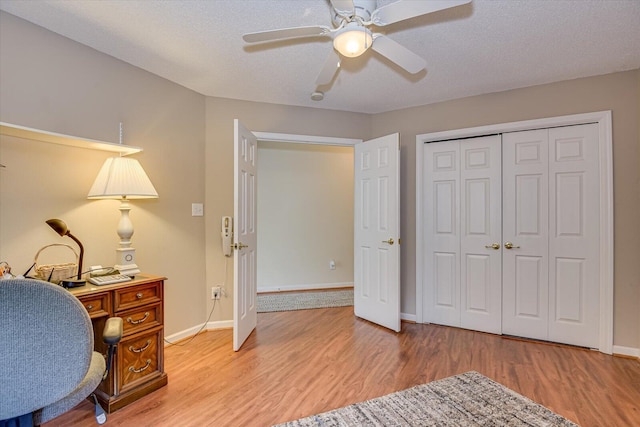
{"left": 43, "top": 307, "right": 640, "bottom": 426}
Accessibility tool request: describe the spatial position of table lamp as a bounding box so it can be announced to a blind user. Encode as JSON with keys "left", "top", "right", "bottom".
{"left": 46, "top": 218, "right": 86, "bottom": 288}
{"left": 87, "top": 156, "right": 158, "bottom": 277}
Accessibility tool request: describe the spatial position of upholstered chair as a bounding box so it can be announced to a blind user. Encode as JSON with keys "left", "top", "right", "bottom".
{"left": 0, "top": 278, "right": 122, "bottom": 426}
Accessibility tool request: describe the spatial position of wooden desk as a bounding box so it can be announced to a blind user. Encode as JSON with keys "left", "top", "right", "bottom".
{"left": 69, "top": 274, "right": 168, "bottom": 412}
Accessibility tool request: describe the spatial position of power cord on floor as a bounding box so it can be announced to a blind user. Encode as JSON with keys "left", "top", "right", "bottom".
{"left": 164, "top": 257, "right": 230, "bottom": 347}
{"left": 164, "top": 298, "right": 217, "bottom": 347}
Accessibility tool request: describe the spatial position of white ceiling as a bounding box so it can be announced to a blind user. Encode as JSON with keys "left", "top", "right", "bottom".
{"left": 1, "top": 0, "right": 639, "bottom": 114}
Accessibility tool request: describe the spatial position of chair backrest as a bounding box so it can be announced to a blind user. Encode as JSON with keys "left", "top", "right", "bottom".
{"left": 0, "top": 278, "right": 94, "bottom": 420}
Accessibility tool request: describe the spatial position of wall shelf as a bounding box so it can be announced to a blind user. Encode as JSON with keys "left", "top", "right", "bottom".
{"left": 0, "top": 122, "right": 142, "bottom": 155}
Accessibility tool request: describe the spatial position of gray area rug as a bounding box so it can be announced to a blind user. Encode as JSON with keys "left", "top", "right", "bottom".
{"left": 257, "top": 289, "right": 354, "bottom": 313}
{"left": 275, "top": 371, "right": 578, "bottom": 426}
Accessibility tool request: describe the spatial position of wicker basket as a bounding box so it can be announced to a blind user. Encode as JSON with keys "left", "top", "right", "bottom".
{"left": 34, "top": 243, "right": 79, "bottom": 284}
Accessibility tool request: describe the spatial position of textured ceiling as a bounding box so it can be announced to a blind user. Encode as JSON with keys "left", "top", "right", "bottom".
{"left": 1, "top": 0, "right": 639, "bottom": 114}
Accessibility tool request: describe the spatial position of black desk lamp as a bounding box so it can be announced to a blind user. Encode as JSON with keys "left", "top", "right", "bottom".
{"left": 46, "top": 219, "right": 86, "bottom": 288}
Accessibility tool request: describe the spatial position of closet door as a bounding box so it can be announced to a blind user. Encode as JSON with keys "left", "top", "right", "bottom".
{"left": 548, "top": 124, "right": 600, "bottom": 348}
{"left": 424, "top": 135, "right": 502, "bottom": 333}
{"left": 422, "top": 122, "right": 603, "bottom": 348}
{"left": 424, "top": 141, "right": 461, "bottom": 327}
{"left": 459, "top": 136, "right": 502, "bottom": 334}
{"left": 502, "top": 124, "right": 600, "bottom": 348}
{"left": 502, "top": 129, "right": 550, "bottom": 340}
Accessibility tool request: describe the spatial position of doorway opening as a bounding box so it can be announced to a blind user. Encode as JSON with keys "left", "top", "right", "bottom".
{"left": 234, "top": 127, "right": 402, "bottom": 350}
{"left": 253, "top": 132, "right": 361, "bottom": 316}
{"left": 256, "top": 141, "right": 355, "bottom": 296}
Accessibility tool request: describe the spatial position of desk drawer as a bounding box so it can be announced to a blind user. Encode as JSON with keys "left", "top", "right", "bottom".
{"left": 121, "top": 303, "right": 162, "bottom": 337}
{"left": 78, "top": 293, "right": 110, "bottom": 318}
{"left": 114, "top": 281, "right": 162, "bottom": 312}
{"left": 119, "top": 327, "right": 163, "bottom": 393}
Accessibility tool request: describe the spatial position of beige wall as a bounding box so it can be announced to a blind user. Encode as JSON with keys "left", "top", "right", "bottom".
{"left": 0, "top": 12, "right": 207, "bottom": 336}
{"left": 2, "top": 10, "right": 638, "bottom": 349}
{"left": 372, "top": 70, "right": 640, "bottom": 348}
{"left": 257, "top": 142, "right": 354, "bottom": 292}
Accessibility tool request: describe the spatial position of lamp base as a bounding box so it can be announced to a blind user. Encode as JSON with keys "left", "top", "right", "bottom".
{"left": 115, "top": 247, "right": 140, "bottom": 277}
{"left": 60, "top": 279, "right": 86, "bottom": 288}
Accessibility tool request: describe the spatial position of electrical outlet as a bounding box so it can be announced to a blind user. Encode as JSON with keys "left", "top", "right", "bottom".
{"left": 329, "top": 260, "right": 336, "bottom": 270}
{"left": 211, "top": 286, "right": 221, "bottom": 300}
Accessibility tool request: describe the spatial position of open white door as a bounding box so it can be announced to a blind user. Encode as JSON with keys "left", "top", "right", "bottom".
{"left": 233, "top": 119, "right": 258, "bottom": 351}
{"left": 354, "top": 133, "right": 401, "bottom": 332}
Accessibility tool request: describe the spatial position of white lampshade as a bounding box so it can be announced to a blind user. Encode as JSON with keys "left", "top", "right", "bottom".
{"left": 88, "top": 157, "right": 158, "bottom": 199}
{"left": 333, "top": 23, "right": 373, "bottom": 58}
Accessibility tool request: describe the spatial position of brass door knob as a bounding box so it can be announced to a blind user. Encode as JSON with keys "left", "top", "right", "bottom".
{"left": 382, "top": 238, "right": 394, "bottom": 245}
{"left": 234, "top": 242, "right": 248, "bottom": 250}
{"left": 504, "top": 242, "right": 520, "bottom": 249}
{"left": 484, "top": 243, "right": 500, "bottom": 250}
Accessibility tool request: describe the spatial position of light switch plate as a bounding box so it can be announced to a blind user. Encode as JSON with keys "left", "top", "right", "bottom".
{"left": 191, "top": 203, "right": 204, "bottom": 216}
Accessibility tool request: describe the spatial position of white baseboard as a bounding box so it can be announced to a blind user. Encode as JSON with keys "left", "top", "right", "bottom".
{"left": 207, "top": 319, "right": 233, "bottom": 330}
{"left": 258, "top": 282, "right": 354, "bottom": 293}
{"left": 164, "top": 320, "right": 233, "bottom": 346}
{"left": 612, "top": 345, "right": 640, "bottom": 359}
{"left": 164, "top": 324, "right": 206, "bottom": 345}
{"left": 401, "top": 313, "right": 417, "bottom": 323}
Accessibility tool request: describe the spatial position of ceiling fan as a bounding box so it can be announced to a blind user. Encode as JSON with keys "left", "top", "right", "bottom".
{"left": 242, "top": 0, "right": 471, "bottom": 86}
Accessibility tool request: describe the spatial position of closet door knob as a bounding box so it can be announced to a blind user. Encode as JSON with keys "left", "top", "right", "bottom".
{"left": 485, "top": 243, "right": 500, "bottom": 250}
{"left": 504, "top": 242, "right": 520, "bottom": 249}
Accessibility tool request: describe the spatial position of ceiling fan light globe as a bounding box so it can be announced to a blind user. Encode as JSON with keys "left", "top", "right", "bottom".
{"left": 333, "top": 25, "right": 372, "bottom": 58}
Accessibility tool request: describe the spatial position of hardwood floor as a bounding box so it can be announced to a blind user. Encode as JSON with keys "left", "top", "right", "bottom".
{"left": 45, "top": 307, "right": 640, "bottom": 426}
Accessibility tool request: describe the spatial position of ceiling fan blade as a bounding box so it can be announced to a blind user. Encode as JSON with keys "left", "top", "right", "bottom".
{"left": 371, "top": 0, "right": 471, "bottom": 26}
{"left": 330, "top": 0, "right": 355, "bottom": 17}
{"left": 316, "top": 49, "right": 341, "bottom": 86}
{"left": 371, "top": 34, "right": 426, "bottom": 74}
{"left": 243, "top": 25, "right": 331, "bottom": 43}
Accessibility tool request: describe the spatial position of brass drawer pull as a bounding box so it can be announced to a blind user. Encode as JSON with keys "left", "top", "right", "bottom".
{"left": 86, "top": 304, "right": 94, "bottom": 310}
{"left": 136, "top": 292, "right": 144, "bottom": 299}
{"left": 128, "top": 340, "right": 151, "bottom": 353}
{"left": 127, "top": 312, "right": 150, "bottom": 325}
{"left": 128, "top": 359, "right": 151, "bottom": 374}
